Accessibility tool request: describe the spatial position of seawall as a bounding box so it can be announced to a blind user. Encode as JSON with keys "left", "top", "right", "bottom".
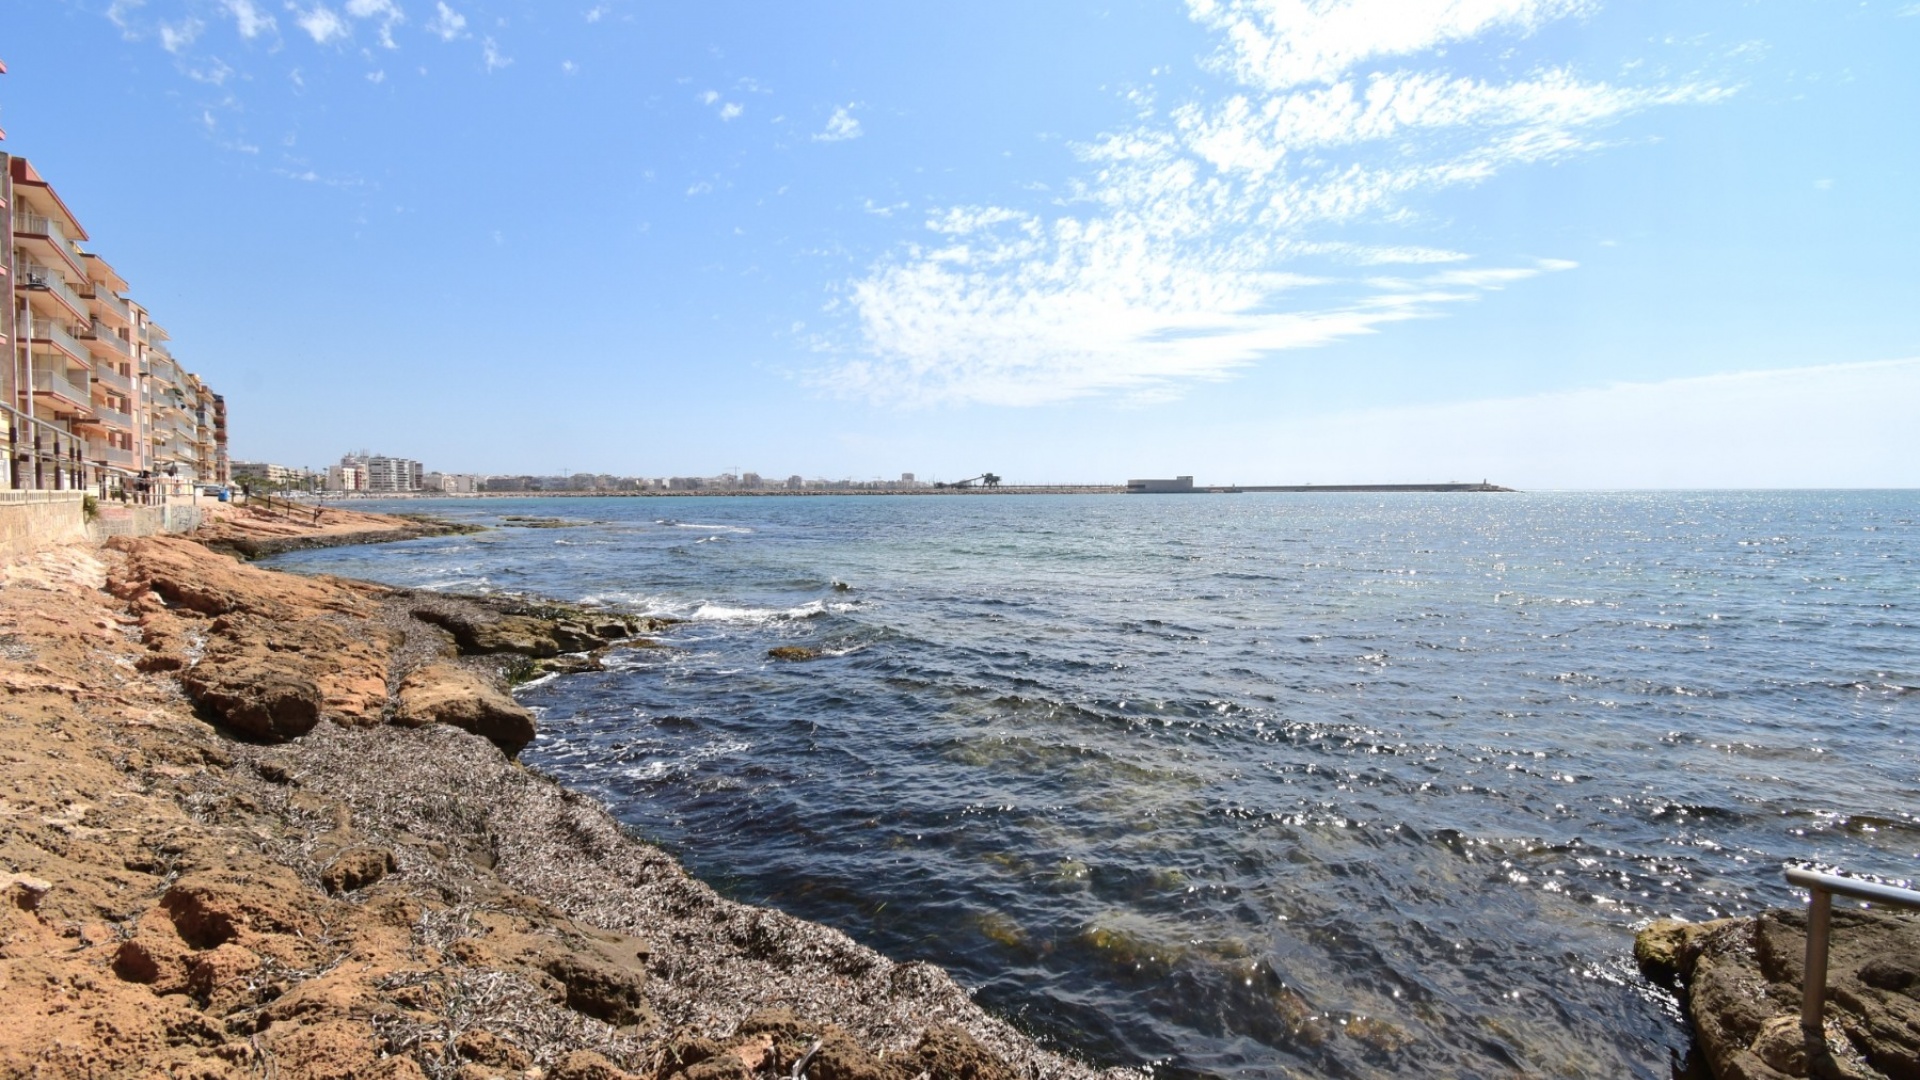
{"left": 0, "top": 490, "right": 87, "bottom": 561}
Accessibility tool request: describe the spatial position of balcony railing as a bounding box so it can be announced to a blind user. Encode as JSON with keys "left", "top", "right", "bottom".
{"left": 12, "top": 210, "right": 89, "bottom": 277}
{"left": 89, "top": 403, "right": 134, "bottom": 431}
{"left": 32, "top": 366, "right": 91, "bottom": 408}
{"left": 20, "top": 263, "right": 91, "bottom": 322}
{"left": 31, "top": 320, "right": 91, "bottom": 363}
{"left": 93, "top": 364, "right": 134, "bottom": 396}
{"left": 87, "top": 320, "right": 133, "bottom": 358}
{"left": 99, "top": 445, "right": 136, "bottom": 467}
{"left": 87, "top": 288, "right": 132, "bottom": 324}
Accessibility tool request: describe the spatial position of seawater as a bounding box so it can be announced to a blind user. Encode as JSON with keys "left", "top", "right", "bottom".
{"left": 264, "top": 491, "right": 1920, "bottom": 1078}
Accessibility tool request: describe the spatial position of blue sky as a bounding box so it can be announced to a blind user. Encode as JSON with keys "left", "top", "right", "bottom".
{"left": 5, "top": 0, "right": 1917, "bottom": 486}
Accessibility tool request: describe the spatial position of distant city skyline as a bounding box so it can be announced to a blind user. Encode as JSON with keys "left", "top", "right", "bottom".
{"left": 4, "top": 1, "right": 1916, "bottom": 487}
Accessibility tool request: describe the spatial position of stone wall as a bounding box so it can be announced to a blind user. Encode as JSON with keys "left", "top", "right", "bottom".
{"left": 0, "top": 491, "right": 88, "bottom": 563}
{"left": 88, "top": 503, "right": 204, "bottom": 542}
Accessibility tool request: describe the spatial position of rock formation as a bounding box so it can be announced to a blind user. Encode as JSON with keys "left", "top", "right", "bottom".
{"left": 1637, "top": 908, "right": 1920, "bottom": 1079}
{"left": 0, "top": 527, "right": 1127, "bottom": 1080}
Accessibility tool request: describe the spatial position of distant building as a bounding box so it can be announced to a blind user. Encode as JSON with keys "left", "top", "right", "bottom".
{"left": 1125, "top": 476, "right": 1195, "bottom": 494}
{"left": 326, "top": 462, "right": 366, "bottom": 491}
{"left": 230, "top": 461, "right": 312, "bottom": 487}
{"left": 335, "top": 452, "right": 423, "bottom": 492}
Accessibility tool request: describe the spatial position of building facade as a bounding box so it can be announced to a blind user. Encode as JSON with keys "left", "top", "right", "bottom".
{"left": 4, "top": 152, "right": 224, "bottom": 494}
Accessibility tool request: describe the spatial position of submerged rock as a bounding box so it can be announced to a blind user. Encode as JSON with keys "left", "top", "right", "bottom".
{"left": 767, "top": 646, "right": 822, "bottom": 661}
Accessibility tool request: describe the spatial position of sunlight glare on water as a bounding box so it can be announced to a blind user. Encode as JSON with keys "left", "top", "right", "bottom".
{"left": 266, "top": 491, "right": 1920, "bottom": 1079}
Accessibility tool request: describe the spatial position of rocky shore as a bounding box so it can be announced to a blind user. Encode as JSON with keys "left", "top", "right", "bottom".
{"left": 0, "top": 507, "right": 1130, "bottom": 1080}
{"left": 1636, "top": 907, "right": 1920, "bottom": 1079}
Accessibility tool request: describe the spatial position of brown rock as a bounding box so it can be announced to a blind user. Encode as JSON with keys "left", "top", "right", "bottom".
{"left": 1634, "top": 917, "right": 1733, "bottom": 987}
{"left": 1666, "top": 907, "right": 1920, "bottom": 1080}
{"left": 541, "top": 951, "right": 653, "bottom": 1027}
{"left": 909, "top": 1024, "right": 1016, "bottom": 1080}
{"left": 161, "top": 872, "right": 324, "bottom": 951}
{"left": 804, "top": 1029, "right": 892, "bottom": 1080}
{"left": 322, "top": 846, "right": 396, "bottom": 894}
{"left": 767, "top": 646, "right": 821, "bottom": 661}
{"left": 180, "top": 660, "right": 323, "bottom": 742}
{"left": 262, "top": 1019, "right": 386, "bottom": 1080}
{"left": 186, "top": 943, "right": 264, "bottom": 1013}
{"left": 550, "top": 1050, "right": 638, "bottom": 1080}
{"left": 392, "top": 662, "right": 536, "bottom": 756}
{"left": 455, "top": 1029, "right": 533, "bottom": 1071}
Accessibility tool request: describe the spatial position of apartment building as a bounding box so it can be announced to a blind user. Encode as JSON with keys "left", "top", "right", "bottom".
{"left": 4, "top": 150, "right": 225, "bottom": 493}
{"left": 230, "top": 460, "right": 313, "bottom": 487}
{"left": 334, "top": 452, "right": 423, "bottom": 493}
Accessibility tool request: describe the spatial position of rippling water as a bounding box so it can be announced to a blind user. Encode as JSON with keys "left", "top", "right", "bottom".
{"left": 266, "top": 491, "right": 1920, "bottom": 1078}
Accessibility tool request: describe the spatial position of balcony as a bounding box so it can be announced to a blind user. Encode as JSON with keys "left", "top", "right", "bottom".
{"left": 30, "top": 321, "right": 91, "bottom": 365}
{"left": 86, "top": 320, "right": 132, "bottom": 359}
{"left": 84, "top": 402, "right": 134, "bottom": 432}
{"left": 97, "top": 445, "right": 136, "bottom": 467}
{"left": 31, "top": 367, "right": 92, "bottom": 411}
{"left": 12, "top": 210, "right": 90, "bottom": 280}
{"left": 87, "top": 287, "right": 132, "bottom": 326}
{"left": 19, "top": 263, "right": 91, "bottom": 323}
{"left": 94, "top": 363, "right": 133, "bottom": 395}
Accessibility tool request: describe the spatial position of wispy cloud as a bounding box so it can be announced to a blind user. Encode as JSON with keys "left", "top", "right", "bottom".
{"left": 295, "top": 5, "right": 349, "bottom": 44}
{"left": 1189, "top": 0, "right": 1596, "bottom": 91}
{"left": 482, "top": 36, "right": 511, "bottom": 72}
{"left": 815, "top": 105, "right": 862, "bottom": 142}
{"left": 426, "top": 2, "right": 468, "bottom": 41}
{"left": 221, "top": 0, "right": 276, "bottom": 39}
{"left": 345, "top": 0, "right": 406, "bottom": 49}
{"left": 822, "top": 0, "right": 1729, "bottom": 407}
{"left": 159, "top": 17, "right": 203, "bottom": 53}
{"left": 719, "top": 102, "right": 744, "bottom": 121}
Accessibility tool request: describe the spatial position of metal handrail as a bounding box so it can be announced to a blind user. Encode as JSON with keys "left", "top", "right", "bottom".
{"left": 1785, "top": 866, "right": 1920, "bottom": 1032}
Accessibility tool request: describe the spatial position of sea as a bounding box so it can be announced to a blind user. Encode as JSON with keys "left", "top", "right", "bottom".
{"left": 261, "top": 490, "right": 1919, "bottom": 1079}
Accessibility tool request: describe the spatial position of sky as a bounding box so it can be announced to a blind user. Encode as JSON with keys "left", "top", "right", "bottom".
{"left": 3, "top": 0, "right": 1917, "bottom": 487}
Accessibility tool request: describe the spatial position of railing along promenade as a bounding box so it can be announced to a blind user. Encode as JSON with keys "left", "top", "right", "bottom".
{"left": 2, "top": 401, "right": 144, "bottom": 498}
{"left": 1785, "top": 866, "right": 1920, "bottom": 1032}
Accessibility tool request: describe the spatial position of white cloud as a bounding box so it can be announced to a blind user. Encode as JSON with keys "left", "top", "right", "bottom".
{"left": 221, "top": 0, "right": 276, "bottom": 39}
{"left": 159, "top": 17, "right": 203, "bottom": 53}
{"left": 561, "top": 59, "right": 578, "bottom": 75}
{"left": 344, "top": 0, "right": 404, "bottom": 48}
{"left": 367, "top": 69, "right": 386, "bottom": 83}
{"left": 185, "top": 57, "right": 234, "bottom": 84}
{"left": 1189, "top": 0, "right": 1596, "bottom": 90}
{"left": 815, "top": 105, "right": 862, "bottom": 142}
{"left": 719, "top": 102, "right": 744, "bottom": 121}
{"left": 823, "top": 0, "right": 1729, "bottom": 407}
{"left": 426, "top": 2, "right": 468, "bottom": 40}
{"left": 296, "top": 5, "right": 349, "bottom": 44}
{"left": 107, "top": 0, "right": 145, "bottom": 36}
{"left": 482, "top": 36, "right": 511, "bottom": 72}
{"left": 700, "top": 89, "right": 721, "bottom": 105}
{"left": 585, "top": 4, "right": 608, "bottom": 22}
